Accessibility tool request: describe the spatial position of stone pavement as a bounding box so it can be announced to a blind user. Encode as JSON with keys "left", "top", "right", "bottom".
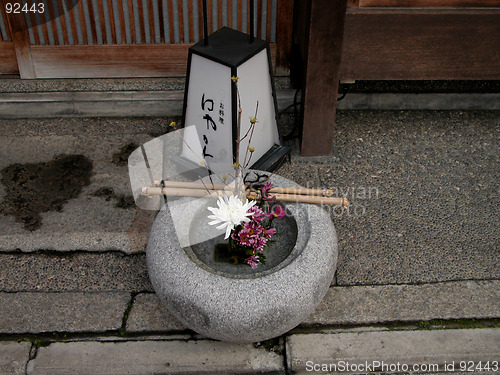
{"left": 0, "top": 109, "right": 498, "bottom": 374}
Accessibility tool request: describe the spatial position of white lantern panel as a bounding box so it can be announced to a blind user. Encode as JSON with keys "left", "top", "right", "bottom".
{"left": 182, "top": 54, "right": 233, "bottom": 173}
{"left": 237, "top": 49, "right": 280, "bottom": 165}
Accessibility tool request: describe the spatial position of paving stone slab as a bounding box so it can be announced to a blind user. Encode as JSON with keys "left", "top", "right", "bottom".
{"left": 0, "top": 117, "right": 174, "bottom": 137}
{"left": 0, "top": 133, "right": 155, "bottom": 253}
{"left": 126, "top": 293, "right": 186, "bottom": 333}
{"left": 286, "top": 328, "right": 500, "bottom": 374}
{"left": 0, "top": 252, "right": 152, "bottom": 293}
{"left": 0, "top": 292, "right": 130, "bottom": 334}
{"left": 303, "top": 280, "right": 500, "bottom": 326}
{"left": 122, "top": 281, "right": 500, "bottom": 333}
{"left": 0, "top": 341, "right": 31, "bottom": 375}
{"left": 29, "top": 340, "right": 284, "bottom": 374}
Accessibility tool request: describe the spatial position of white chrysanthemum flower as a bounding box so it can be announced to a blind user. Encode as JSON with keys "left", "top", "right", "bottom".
{"left": 207, "top": 194, "right": 256, "bottom": 239}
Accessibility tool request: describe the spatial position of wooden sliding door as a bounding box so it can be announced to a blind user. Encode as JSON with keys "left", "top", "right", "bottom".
{"left": 0, "top": 2, "right": 18, "bottom": 74}
{"left": 340, "top": 0, "right": 500, "bottom": 80}
{"left": 1, "top": 0, "right": 293, "bottom": 78}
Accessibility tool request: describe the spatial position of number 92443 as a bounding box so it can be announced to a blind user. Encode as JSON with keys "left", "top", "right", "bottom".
{"left": 5, "top": 2, "right": 45, "bottom": 14}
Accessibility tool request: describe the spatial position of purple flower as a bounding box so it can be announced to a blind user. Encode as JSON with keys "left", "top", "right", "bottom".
{"left": 249, "top": 206, "right": 265, "bottom": 223}
{"left": 245, "top": 255, "right": 260, "bottom": 269}
{"left": 236, "top": 230, "right": 252, "bottom": 246}
{"left": 235, "top": 221, "right": 263, "bottom": 246}
{"left": 261, "top": 182, "right": 273, "bottom": 195}
{"left": 243, "top": 221, "right": 263, "bottom": 237}
{"left": 263, "top": 227, "right": 276, "bottom": 239}
{"left": 254, "top": 236, "right": 268, "bottom": 252}
{"left": 272, "top": 205, "right": 286, "bottom": 219}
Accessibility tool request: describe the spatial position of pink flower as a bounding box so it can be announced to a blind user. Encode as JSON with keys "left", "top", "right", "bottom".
{"left": 263, "top": 227, "right": 276, "bottom": 239}
{"left": 249, "top": 206, "right": 265, "bottom": 223}
{"left": 235, "top": 230, "right": 252, "bottom": 246}
{"left": 241, "top": 221, "right": 263, "bottom": 236}
{"left": 245, "top": 255, "right": 260, "bottom": 269}
{"left": 254, "top": 236, "right": 268, "bottom": 252}
{"left": 272, "top": 205, "right": 286, "bottom": 219}
{"left": 235, "top": 221, "right": 263, "bottom": 246}
{"left": 261, "top": 182, "right": 273, "bottom": 195}
{"left": 263, "top": 195, "right": 276, "bottom": 203}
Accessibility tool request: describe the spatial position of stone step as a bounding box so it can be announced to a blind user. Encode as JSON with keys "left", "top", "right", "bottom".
{"left": 26, "top": 340, "right": 285, "bottom": 375}
{"left": 126, "top": 281, "right": 500, "bottom": 334}
{"left": 1, "top": 90, "right": 499, "bottom": 119}
{"left": 1, "top": 281, "right": 498, "bottom": 336}
{"left": 0, "top": 89, "right": 298, "bottom": 118}
{"left": 286, "top": 328, "right": 500, "bottom": 375}
{"left": 0, "top": 292, "right": 131, "bottom": 334}
{"left": 0, "top": 252, "right": 152, "bottom": 293}
{"left": 0, "top": 342, "right": 31, "bottom": 375}
{"left": 0, "top": 132, "right": 155, "bottom": 254}
{"left": 3, "top": 328, "right": 497, "bottom": 375}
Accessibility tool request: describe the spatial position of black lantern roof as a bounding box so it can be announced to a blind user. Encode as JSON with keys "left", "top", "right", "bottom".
{"left": 190, "top": 27, "right": 268, "bottom": 68}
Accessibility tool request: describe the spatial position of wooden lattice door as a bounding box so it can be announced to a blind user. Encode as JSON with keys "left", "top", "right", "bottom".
{"left": 0, "top": 0, "right": 293, "bottom": 78}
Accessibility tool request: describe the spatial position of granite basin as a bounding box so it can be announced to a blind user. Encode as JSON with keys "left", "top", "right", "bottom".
{"left": 146, "top": 173, "right": 338, "bottom": 343}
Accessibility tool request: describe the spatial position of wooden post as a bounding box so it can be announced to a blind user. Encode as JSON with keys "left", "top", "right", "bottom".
{"left": 299, "top": 0, "right": 347, "bottom": 156}
{"left": 4, "top": 0, "right": 35, "bottom": 78}
{"left": 275, "top": 0, "right": 294, "bottom": 75}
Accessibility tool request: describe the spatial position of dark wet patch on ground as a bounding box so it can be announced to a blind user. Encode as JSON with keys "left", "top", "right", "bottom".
{"left": 92, "top": 187, "right": 135, "bottom": 209}
{"left": 111, "top": 143, "right": 138, "bottom": 166}
{"left": 0, "top": 155, "right": 93, "bottom": 231}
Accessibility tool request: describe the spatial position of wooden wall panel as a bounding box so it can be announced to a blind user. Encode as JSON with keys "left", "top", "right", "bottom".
{"left": 26, "top": 0, "right": 280, "bottom": 45}
{"left": 339, "top": 9, "right": 500, "bottom": 80}
{"left": 0, "top": 42, "right": 18, "bottom": 74}
{"left": 29, "top": 42, "right": 277, "bottom": 78}
{"left": 275, "top": 0, "right": 293, "bottom": 74}
{"left": 359, "top": 0, "right": 500, "bottom": 7}
{"left": 2, "top": 0, "right": 290, "bottom": 78}
{"left": 0, "top": 0, "right": 10, "bottom": 41}
{"left": 0, "top": 1, "right": 17, "bottom": 74}
{"left": 4, "top": 4, "right": 35, "bottom": 78}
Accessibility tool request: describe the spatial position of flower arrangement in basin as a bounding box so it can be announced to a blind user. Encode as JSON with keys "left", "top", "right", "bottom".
{"left": 207, "top": 182, "right": 285, "bottom": 269}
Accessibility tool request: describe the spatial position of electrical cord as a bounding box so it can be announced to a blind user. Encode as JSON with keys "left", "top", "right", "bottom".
{"left": 278, "top": 83, "right": 350, "bottom": 139}
{"left": 279, "top": 88, "right": 301, "bottom": 139}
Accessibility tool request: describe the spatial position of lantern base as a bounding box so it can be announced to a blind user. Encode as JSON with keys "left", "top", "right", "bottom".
{"left": 250, "top": 144, "right": 290, "bottom": 172}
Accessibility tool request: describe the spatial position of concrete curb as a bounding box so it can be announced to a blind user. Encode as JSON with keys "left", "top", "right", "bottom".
{"left": 27, "top": 340, "right": 285, "bottom": 375}
{"left": 0, "top": 342, "right": 31, "bottom": 375}
{"left": 125, "top": 281, "right": 499, "bottom": 334}
{"left": 286, "top": 328, "right": 499, "bottom": 374}
{"left": 0, "top": 292, "right": 131, "bottom": 334}
{"left": 2, "top": 281, "right": 497, "bottom": 336}
{"left": 1, "top": 91, "right": 499, "bottom": 118}
{"left": 2, "top": 328, "right": 497, "bottom": 374}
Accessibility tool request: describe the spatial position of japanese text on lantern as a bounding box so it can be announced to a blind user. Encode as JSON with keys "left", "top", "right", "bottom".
{"left": 201, "top": 94, "right": 225, "bottom": 161}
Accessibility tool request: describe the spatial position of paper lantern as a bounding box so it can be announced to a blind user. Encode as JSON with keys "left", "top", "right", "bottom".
{"left": 179, "top": 26, "right": 289, "bottom": 174}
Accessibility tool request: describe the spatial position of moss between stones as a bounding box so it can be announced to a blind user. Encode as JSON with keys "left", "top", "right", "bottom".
{"left": 386, "top": 318, "right": 500, "bottom": 330}
{"left": 253, "top": 337, "right": 283, "bottom": 355}
{"left": 18, "top": 337, "right": 50, "bottom": 348}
